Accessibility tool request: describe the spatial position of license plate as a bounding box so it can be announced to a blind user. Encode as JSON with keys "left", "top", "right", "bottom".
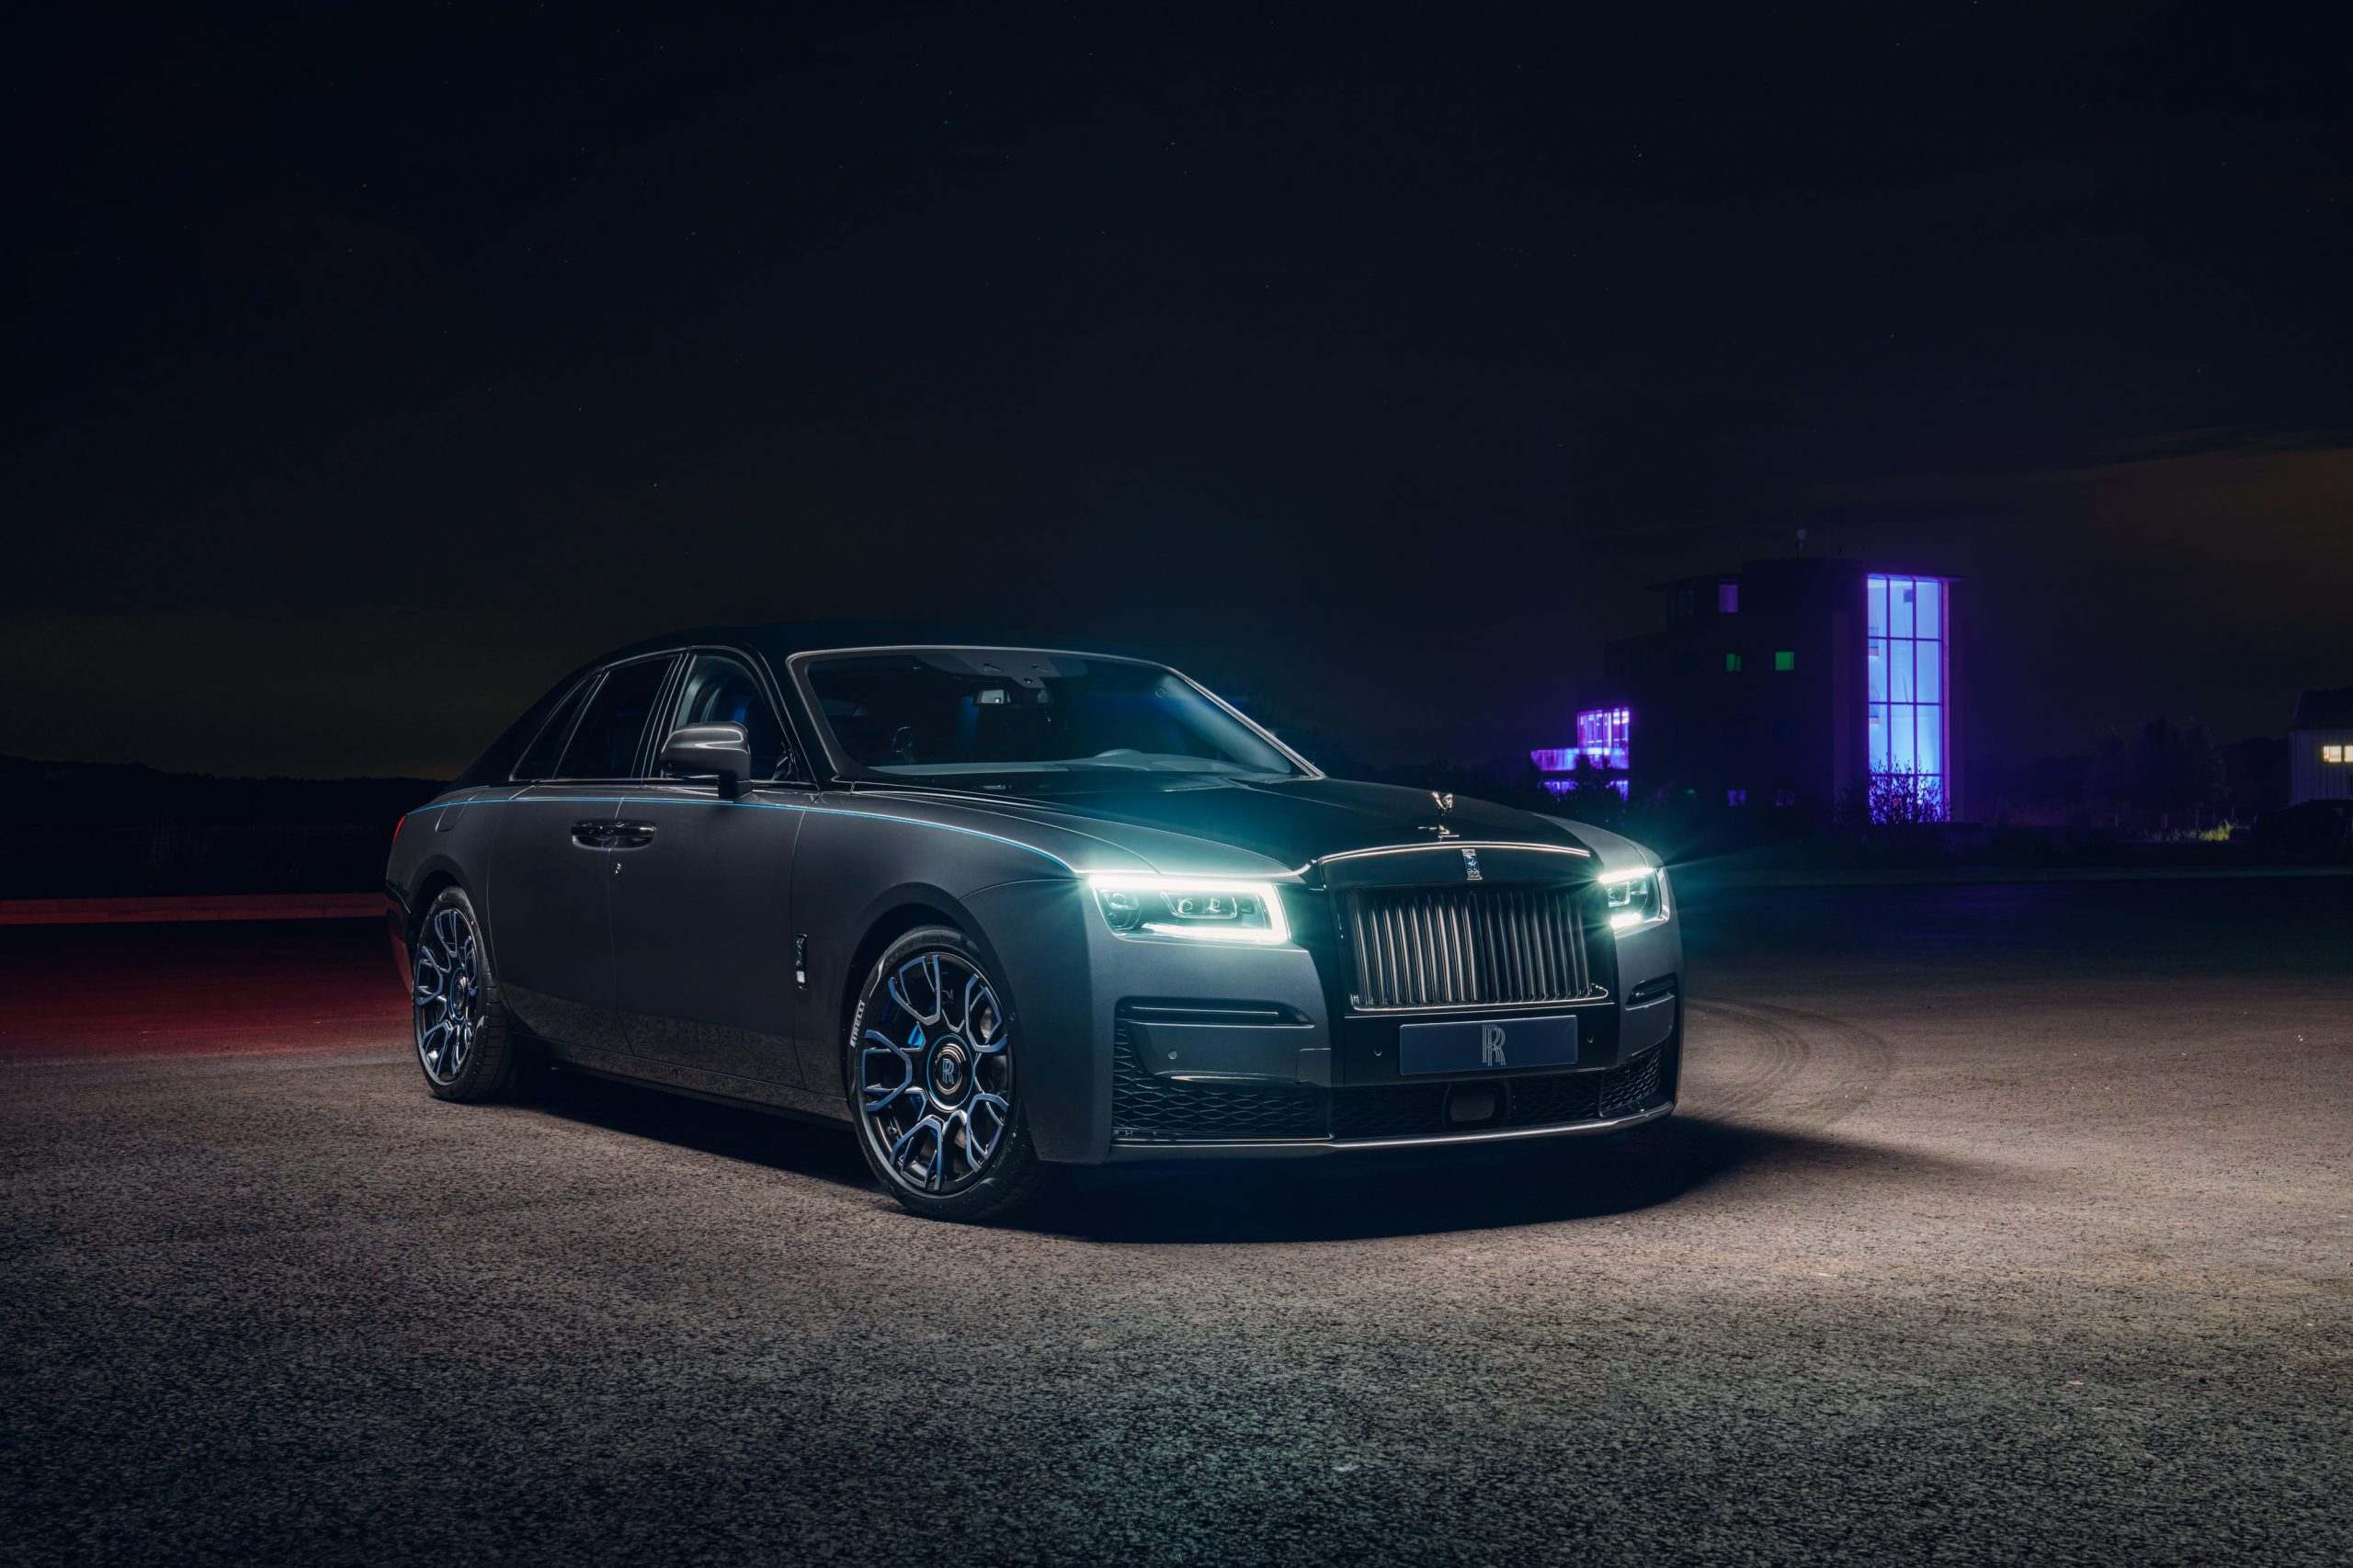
{"left": 1397, "top": 1014, "right": 1578, "bottom": 1075}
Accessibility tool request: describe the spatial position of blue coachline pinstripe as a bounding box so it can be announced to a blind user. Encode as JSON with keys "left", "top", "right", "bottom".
{"left": 403, "top": 795, "right": 1086, "bottom": 874}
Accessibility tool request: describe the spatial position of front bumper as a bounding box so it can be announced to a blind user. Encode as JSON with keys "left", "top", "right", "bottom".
{"left": 1102, "top": 1023, "right": 1679, "bottom": 1160}
{"left": 969, "top": 875, "right": 1684, "bottom": 1165}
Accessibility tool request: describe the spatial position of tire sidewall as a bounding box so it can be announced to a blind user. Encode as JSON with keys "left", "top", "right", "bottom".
{"left": 847, "top": 924, "right": 1040, "bottom": 1220}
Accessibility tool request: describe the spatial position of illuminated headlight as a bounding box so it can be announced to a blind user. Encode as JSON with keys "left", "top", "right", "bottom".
{"left": 1086, "top": 875, "right": 1291, "bottom": 945}
{"left": 1603, "top": 869, "right": 1671, "bottom": 935}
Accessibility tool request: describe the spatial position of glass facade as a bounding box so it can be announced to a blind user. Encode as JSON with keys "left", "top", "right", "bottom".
{"left": 1867, "top": 575, "right": 1949, "bottom": 819}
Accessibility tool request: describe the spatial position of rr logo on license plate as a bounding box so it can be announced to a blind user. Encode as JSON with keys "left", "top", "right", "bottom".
{"left": 1399, "top": 1014, "right": 1578, "bottom": 1075}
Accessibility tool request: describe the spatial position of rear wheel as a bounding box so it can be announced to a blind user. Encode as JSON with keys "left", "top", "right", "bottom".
{"left": 411, "top": 886, "right": 526, "bottom": 1102}
{"left": 847, "top": 926, "right": 1044, "bottom": 1221}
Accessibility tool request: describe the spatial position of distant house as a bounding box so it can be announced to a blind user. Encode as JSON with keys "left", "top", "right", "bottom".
{"left": 2289, "top": 687, "right": 2353, "bottom": 804}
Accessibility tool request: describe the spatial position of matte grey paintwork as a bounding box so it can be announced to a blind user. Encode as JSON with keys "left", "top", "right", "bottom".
{"left": 486, "top": 788, "right": 622, "bottom": 1051}
{"left": 610, "top": 780, "right": 808, "bottom": 1086}
{"left": 387, "top": 630, "right": 1682, "bottom": 1165}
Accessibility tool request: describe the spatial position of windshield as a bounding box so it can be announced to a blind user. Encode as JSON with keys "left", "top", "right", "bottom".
{"left": 799, "top": 649, "right": 1307, "bottom": 783}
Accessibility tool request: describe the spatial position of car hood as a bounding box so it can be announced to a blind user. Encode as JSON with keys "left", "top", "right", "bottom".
{"left": 866, "top": 777, "right": 1625, "bottom": 878}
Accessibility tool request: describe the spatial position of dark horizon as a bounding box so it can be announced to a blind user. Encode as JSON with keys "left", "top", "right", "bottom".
{"left": 6, "top": 6, "right": 2349, "bottom": 780}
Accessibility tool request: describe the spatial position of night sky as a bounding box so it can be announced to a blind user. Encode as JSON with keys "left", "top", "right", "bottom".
{"left": 7, "top": 5, "right": 2349, "bottom": 781}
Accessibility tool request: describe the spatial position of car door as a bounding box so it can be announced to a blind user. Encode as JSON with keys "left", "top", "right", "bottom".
{"left": 487, "top": 653, "right": 677, "bottom": 1054}
{"left": 609, "top": 649, "right": 813, "bottom": 1087}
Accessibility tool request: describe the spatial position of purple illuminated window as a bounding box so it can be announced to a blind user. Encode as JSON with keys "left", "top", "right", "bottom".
{"left": 1867, "top": 574, "right": 1949, "bottom": 820}
{"left": 1575, "top": 707, "right": 1631, "bottom": 772}
{"left": 1718, "top": 583, "right": 1739, "bottom": 614}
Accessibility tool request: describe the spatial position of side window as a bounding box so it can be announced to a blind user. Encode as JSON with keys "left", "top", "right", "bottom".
{"left": 556, "top": 657, "right": 675, "bottom": 780}
{"left": 665, "top": 653, "right": 793, "bottom": 780}
{"left": 510, "top": 676, "right": 593, "bottom": 781}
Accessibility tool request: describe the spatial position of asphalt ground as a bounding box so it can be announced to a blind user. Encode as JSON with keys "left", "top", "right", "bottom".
{"left": 3, "top": 878, "right": 2348, "bottom": 1565}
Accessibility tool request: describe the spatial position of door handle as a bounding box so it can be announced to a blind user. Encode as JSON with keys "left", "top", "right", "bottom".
{"left": 572, "top": 819, "right": 616, "bottom": 847}
{"left": 608, "top": 819, "right": 659, "bottom": 848}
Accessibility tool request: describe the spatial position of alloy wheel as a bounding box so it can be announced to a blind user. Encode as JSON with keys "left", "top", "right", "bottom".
{"left": 413, "top": 903, "right": 482, "bottom": 1086}
{"left": 856, "top": 950, "right": 1013, "bottom": 1196}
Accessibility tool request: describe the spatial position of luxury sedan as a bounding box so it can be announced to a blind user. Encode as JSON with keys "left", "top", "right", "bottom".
{"left": 387, "top": 628, "right": 1682, "bottom": 1220}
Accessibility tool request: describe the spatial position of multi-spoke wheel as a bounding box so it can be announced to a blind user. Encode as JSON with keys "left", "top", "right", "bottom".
{"left": 414, "top": 903, "right": 482, "bottom": 1085}
{"left": 848, "top": 926, "right": 1043, "bottom": 1221}
{"left": 410, "top": 885, "right": 524, "bottom": 1102}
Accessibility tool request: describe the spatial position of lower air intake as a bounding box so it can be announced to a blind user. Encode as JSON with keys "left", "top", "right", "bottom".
{"left": 1598, "top": 1045, "right": 1666, "bottom": 1119}
{"left": 1111, "top": 1030, "right": 1674, "bottom": 1146}
{"left": 1108, "top": 1027, "right": 1324, "bottom": 1142}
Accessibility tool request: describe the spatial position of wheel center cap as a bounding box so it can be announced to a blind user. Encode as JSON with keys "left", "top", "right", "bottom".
{"left": 929, "top": 1041, "right": 969, "bottom": 1101}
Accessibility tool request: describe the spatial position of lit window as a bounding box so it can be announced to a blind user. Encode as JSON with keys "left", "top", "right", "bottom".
{"left": 1866, "top": 574, "right": 1951, "bottom": 821}
{"left": 1727, "top": 788, "right": 1747, "bottom": 807}
{"left": 1718, "top": 584, "right": 1739, "bottom": 614}
{"left": 2326, "top": 744, "right": 2347, "bottom": 764}
{"left": 1774, "top": 651, "right": 1795, "bottom": 672}
{"left": 1725, "top": 653, "right": 1743, "bottom": 673}
{"left": 1574, "top": 707, "right": 1631, "bottom": 771}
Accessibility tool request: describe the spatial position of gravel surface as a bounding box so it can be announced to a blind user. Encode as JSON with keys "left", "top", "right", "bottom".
{"left": 4, "top": 879, "right": 2348, "bottom": 1565}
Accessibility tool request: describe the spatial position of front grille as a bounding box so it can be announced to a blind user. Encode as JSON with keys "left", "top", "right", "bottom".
{"left": 1344, "top": 886, "right": 1590, "bottom": 1009}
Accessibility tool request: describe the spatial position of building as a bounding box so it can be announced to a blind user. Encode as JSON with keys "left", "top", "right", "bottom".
{"left": 1530, "top": 707, "right": 1631, "bottom": 800}
{"left": 2288, "top": 687, "right": 2353, "bottom": 804}
{"left": 1536, "top": 557, "right": 1961, "bottom": 820}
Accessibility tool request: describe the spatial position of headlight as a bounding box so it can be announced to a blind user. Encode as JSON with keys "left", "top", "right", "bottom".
{"left": 1086, "top": 874, "right": 1291, "bottom": 945}
{"left": 1602, "top": 869, "right": 1671, "bottom": 934}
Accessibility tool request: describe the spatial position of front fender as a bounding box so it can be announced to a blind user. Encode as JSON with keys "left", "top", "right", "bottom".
{"left": 962, "top": 878, "right": 1098, "bottom": 1163}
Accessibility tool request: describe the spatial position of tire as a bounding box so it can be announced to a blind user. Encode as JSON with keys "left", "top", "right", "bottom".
{"left": 409, "top": 885, "right": 527, "bottom": 1103}
{"left": 847, "top": 925, "right": 1045, "bottom": 1221}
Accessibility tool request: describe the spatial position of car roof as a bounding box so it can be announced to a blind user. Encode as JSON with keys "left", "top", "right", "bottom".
{"left": 594, "top": 622, "right": 1152, "bottom": 667}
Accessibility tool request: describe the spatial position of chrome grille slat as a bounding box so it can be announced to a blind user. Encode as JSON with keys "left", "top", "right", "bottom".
{"left": 1346, "top": 886, "right": 1589, "bottom": 1010}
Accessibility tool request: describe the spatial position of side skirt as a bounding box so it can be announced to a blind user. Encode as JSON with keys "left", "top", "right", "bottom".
{"left": 537, "top": 1036, "right": 852, "bottom": 1127}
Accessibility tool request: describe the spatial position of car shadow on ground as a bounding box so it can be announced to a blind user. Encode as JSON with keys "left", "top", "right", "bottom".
{"left": 1025, "top": 1116, "right": 1960, "bottom": 1243}
{"left": 525, "top": 1065, "right": 881, "bottom": 1188}
{"left": 525, "top": 1066, "right": 1971, "bottom": 1243}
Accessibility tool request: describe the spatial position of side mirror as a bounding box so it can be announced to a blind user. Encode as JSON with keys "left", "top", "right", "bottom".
{"left": 659, "top": 722, "right": 752, "bottom": 798}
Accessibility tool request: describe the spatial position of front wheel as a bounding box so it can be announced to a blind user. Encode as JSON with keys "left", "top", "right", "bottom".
{"left": 847, "top": 926, "right": 1044, "bottom": 1221}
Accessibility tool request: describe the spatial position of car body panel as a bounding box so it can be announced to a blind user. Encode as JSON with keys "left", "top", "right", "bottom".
{"left": 927, "top": 775, "right": 1591, "bottom": 872}
{"left": 484, "top": 789, "right": 624, "bottom": 1050}
{"left": 610, "top": 780, "right": 809, "bottom": 1085}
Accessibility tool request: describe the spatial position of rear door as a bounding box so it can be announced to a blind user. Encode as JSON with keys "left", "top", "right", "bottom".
{"left": 487, "top": 653, "right": 677, "bottom": 1051}
{"left": 609, "top": 650, "right": 812, "bottom": 1087}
